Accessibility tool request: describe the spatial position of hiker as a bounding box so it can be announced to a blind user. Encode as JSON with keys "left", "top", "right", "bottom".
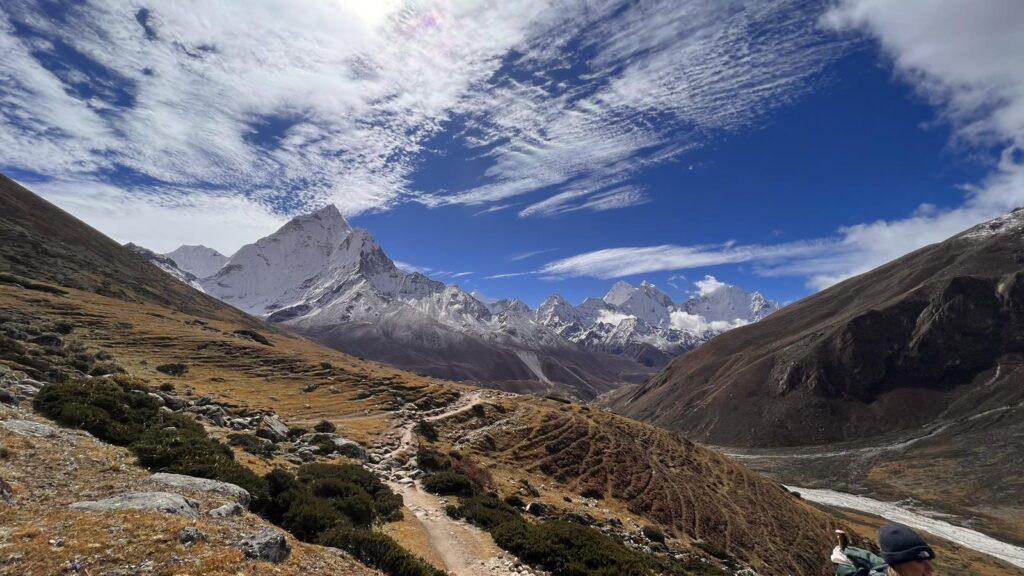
{"left": 879, "top": 523, "right": 935, "bottom": 576}
{"left": 831, "top": 523, "right": 935, "bottom": 576}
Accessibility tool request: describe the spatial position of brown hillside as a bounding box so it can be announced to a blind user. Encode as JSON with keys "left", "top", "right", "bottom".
{"left": 608, "top": 210, "right": 1024, "bottom": 448}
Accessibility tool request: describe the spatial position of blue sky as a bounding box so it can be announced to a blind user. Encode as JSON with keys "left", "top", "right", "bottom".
{"left": 2, "top": 0, "right": 1023, "bottom": 308}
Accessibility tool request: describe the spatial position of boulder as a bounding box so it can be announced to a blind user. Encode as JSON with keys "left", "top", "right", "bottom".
{"left": 0, "top": 478, "right": 14, "bottom": 503}
{"left": 0, "top": 390, "right": 16, "bottom": 405}
{"left": 178, "top": 527, "right": 208, "bottom": 547}
{"left": 313, "top": 420, "right": 336, "bottom": 433}
{"left": 1, "top": 420, "right": 57, "bottom": 437}
{"left": 151, "top": 472, "right": 251, "bottom": 506}
{"left": 240, "top": 528, "right": 291, "bottom": 563}
{"left": 69, "top": 492, "right": 199, "bottom": 518}
{"left": 256, "top": 415, "right": 289, "bottom": 442}
{"left": 333, "top": 438, "right": 367, "bottom": 461}
{"left": 209, "top": 503, "right": 245, "bottom": 518}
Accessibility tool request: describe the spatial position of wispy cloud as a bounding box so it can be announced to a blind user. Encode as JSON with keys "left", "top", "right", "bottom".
{"left": 430, "top": 0, "right": 844, "bottom": 214}
{"left": 508, "top": 248, "right": 556, "bottom": 262}
{"left": 485, "top": 271, "right": 535, "bottom": 280}
{"left": 538, "top": 240, "right": 836, "bottom": 280}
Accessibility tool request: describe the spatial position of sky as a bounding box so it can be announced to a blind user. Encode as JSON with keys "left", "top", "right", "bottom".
{"left": 2, "top": 0, "right": 1023, "bottom": 308}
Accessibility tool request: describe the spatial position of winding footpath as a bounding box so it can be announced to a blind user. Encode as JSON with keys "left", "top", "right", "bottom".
{"left": 374, "top": 391, "right": 538, "bottom": 576}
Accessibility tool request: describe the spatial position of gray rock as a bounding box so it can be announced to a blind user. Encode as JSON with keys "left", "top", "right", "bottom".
{"left": 18, "top": 378, "right": 45, "bottom": 390}
{"left": 240, "top": 528, "right": 291, "bottom": 563}
{"left": 69, "top": 492, "right": 199, "bottom": 518}
{"left": 256, "top": 415, "right": 289, "bottom": 442}
{"left": 178, "top": 527, "right": 208, "bottom": 546}
{"left": 313, "top": 420, "right": 336, "bottom": 433}
{"left": 331, "top": 438, "right": 366, "bottom": 461}
{"left": 146, "top": 392, "right": 166, "bottom": 407}
{"left": 0, "top": 478, "right": 14, "bottom": 503}
{"left": 1, "top": 420, "right": 57, "bottom": 437}
{"left": 151, "top": 472, "right": 250, "bottom": 506}
{"left": 209, "top": 503, "right": 245, "bottom": 518}
{"left": 0, "top": 390, "right": 16, "bottom": 405}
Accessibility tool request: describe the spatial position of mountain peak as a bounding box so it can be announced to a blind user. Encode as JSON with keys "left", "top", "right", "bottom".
{"left": 286, "top": 203, "right": 352, "bottom": 235}
{"left": 164, "top": 244, "right": 229, "bottom": 278}
{"left": 604, "top": 281, "right": 636, "bottom": 306}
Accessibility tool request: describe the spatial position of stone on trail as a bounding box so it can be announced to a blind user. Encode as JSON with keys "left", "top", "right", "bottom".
{"left": 151, "top": 472, "right": 251, "bottom": 506}
{"left": 69, "top": 492, "right": 200, "bottom": 519}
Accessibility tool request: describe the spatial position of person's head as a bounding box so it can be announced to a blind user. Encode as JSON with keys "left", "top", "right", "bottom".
{"left": 879, "top": 523, "right": 935, "bottom": 576}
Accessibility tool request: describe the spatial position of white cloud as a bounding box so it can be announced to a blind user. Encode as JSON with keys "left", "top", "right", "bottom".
{"left": 669, "top": 310, "right": 748, "bottom": 333}
{"left": 595, "top": 309, "right": 634, "bottom": 327}
{"left": 427, "top": 0, "right": 845, "bottom": 213}
{"left": 538, "top": 240, "right": 835, "bottom": 279}
{"left": 393, "top": 261, "right": 433, "bottom": 275}
{"left": 32, "top": 179, "right": 286, "bottom": 255}
{"left": 508, "top": 248, "right": 555, "bottom": 262}
{"left": 694, "top": 275, "right": 729, "bottom": 296}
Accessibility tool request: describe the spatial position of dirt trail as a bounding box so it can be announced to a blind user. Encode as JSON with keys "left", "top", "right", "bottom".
{"left": 377, "top": 390, "right": 536, "bottom": 576}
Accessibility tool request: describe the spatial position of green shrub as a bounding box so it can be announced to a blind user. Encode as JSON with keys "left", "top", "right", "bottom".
{"left": 282, "top": 492, "right": 349, "bottom": 541}
{"left": 414, "top": 420, "right": 438, "bottom": 442}
{"left": 492, "top": 520, "right": 650, "bottom": 576}
{"left": 158, "top": 382, "right": 176, "bottom": 393}
{"left": 503, "top": 494, "right": 525, "bottom": 509}
{"left": 641, "top": 525, "right": 665, "bottom": 544}
{"left": 318, "top": 527, "right": 447, "bottom": 576}
{"left": 422, "top": 471, "right": 476, "bottom": 497}
{"left": 449, "top": 494, "right": 520, "bottom": 530}
{"left": 227, "top": 433, "right": 278, "bottom": 458}
{"left": 155, "top": 363, "right": 188, "bottom": 377}
{"left": 34, "top": 380, "right": 159, "bottom": 445}
{"left": 335, "top": 492, "right": 377, "bottom": 527}
{"left": 416, "top": 446, "right": 450, "bottom": 472}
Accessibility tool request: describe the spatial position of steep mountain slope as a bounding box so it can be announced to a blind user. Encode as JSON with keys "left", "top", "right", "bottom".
{"left": 164, "top": 244, "right": 228, "bottom": 278}
{"left": 609, "top": 209, "right": 1024, "bottom": 448}
{"left": 0, "top": 174, "right": 929, "bottom": 576}
{"left": 0, "top": 175, "right": 255, "bottom": 324}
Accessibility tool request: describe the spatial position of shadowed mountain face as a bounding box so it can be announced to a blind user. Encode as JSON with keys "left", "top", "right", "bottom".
{"left": 0, "top": 174, "right": 257, "bottom": 326}
{"left": 608, "top": 209, "right": 1024, "bottom": 448}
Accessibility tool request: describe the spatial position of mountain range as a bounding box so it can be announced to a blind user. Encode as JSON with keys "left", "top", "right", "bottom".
{"left": 139, "top": 205, "right": 778, "bottom": 398}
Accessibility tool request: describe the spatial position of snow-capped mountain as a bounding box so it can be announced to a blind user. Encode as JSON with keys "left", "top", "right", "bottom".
{"left": 164, "top": 245, "right": 228, "bottom": 278}
{"left": 200, "top": 205, "right": 640, "bottom": 399}
{"left": 534, "top": 278, "right": 780, "bottom": 366}
{"left": 138, "top": 204, "right": 779, "bottom": 398}
{"left": 125, "top": 243, "right": 204, "bottom": 292}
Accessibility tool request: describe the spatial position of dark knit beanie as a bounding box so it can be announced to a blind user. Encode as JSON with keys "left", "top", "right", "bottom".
{"left": 878, "top": 523, "right": 936, "bottom": 564}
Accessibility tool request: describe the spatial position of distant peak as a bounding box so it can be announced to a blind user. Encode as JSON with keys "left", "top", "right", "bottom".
{"left": 604, "top": 280, "right": 637, "bottom": 305}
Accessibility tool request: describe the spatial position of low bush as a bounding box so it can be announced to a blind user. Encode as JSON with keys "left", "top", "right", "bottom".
{"left": 318, "top": 527, "right": 447, "bottom": 576}
{"left": 422, "top": 471, "right": 476, "bottom": 497}
{"left": 34, "top": 379, "right": 159, "bottom": 445}
{"left": 155, "top": 363, "right": 188, "bottom": 377}
{"left": 416, "top": 446, "right": 450, "bottom": 472}
{"left": 414, "top": 420, "right": 438, "bottom": 442}
{"left": 449, "top": 494, "right": 520, "bottom": 530}
{"left": 641, "top": 525, "right": 665, "bottom": 544}
{"left": 493, "top": 520, "right": 650, "bottom": 576}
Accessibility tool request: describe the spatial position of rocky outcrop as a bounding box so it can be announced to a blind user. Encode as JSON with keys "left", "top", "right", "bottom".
{"left": 151, "top": 472, "right": 250, "bottom": 506}
{"left": 69, "top": 492, "right": 200, "bottom": 518}
{"left": 240, "top": 528, "right": 291, "bottom": 563}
